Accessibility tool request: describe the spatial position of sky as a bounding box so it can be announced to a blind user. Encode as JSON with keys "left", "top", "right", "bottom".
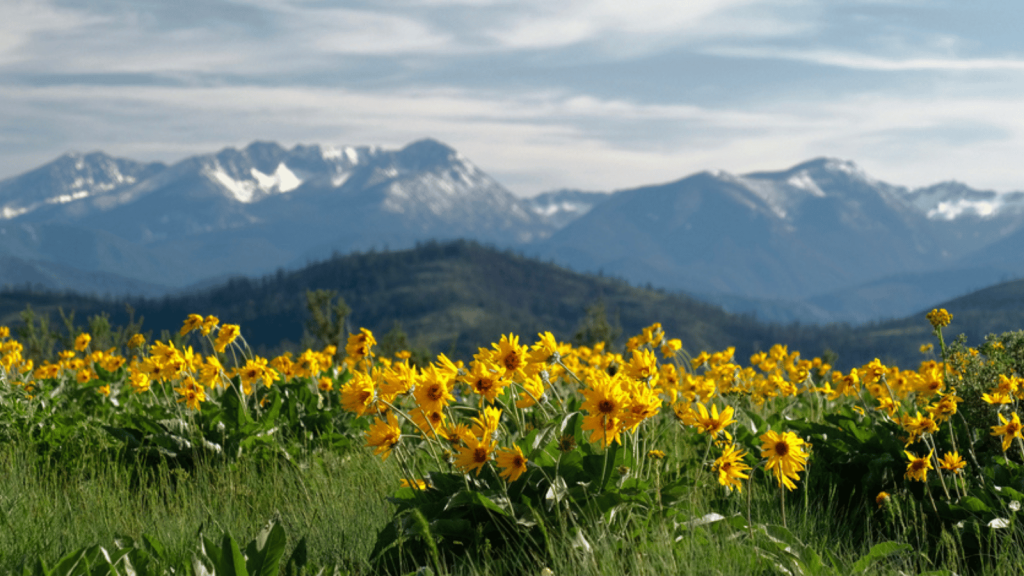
{"left": 2, "top": 0, "right": 1023, "bottom": 196}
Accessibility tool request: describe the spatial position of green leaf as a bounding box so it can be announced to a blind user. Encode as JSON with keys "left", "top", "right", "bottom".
{"left": 430, "top": 518, "right": 474, "bottom": 539}
{"left": 141, "top": 534, "right": 167, "bottom": 560}
{"left": 960, "top": 497, "right": 992, "bottom": 514}
{"left": 202, "top": 536, "right": 223, "bottom": 570}
{"left": 249, "top": 519, "right": 287, "bottom": 576}
{"left": 49, "top": 548, "right": 88, "bottom": 576}
{"left": 28, "top": 558, "right": 51, "bottom": 576}
{"left": 849, "top": 541, "right": 912, "bottom": 574}
{"left": 283, "top": 537, "right": 307, "bottom": 576}
{"left": 216, "top": 533, "right": 249, "bottom": 576}
{"left": 447, "top": 490, "right": 510, "bottom": 517}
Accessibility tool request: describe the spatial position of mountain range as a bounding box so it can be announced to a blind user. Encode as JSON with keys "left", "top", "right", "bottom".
{"left": 1, "top": 139, "right": 1022, "bottom": 324}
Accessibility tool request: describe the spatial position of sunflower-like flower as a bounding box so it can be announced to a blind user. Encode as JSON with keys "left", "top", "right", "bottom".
{"left": 713, "top": 444, "right": 751, "bottom": 492}
{"left": 411, "top": 407, "right": 448, "bottom": 438}
{"left": 414, "top": 365, "right": 455, "bottom": 413}
{"left": 660, "top": 339, "right": 682, "bottom": 359}
{"left": 470, "top": 406, "right": 503, "bottom": 442}
{"left": 621, "top": 379, "right": 662, "bottom": 432}
{"left": 904, "top": 450, "right": 933, "bottom": 482}
{"left": 527, "top": 331, "right": 560, "bottom": 365}
{"left": 293, "top": 349, "right": 321, "bottom": 378}
{"left": 991, "top": 412, "right": 1024, "bottom": 452}
{"left": 340, "top": 371, "right": 377, "bottom": 416}
{"left": 345, "top": 328, "right": 376, "bottom": 366}
{"left": 622, "top": 348, "right": 658, "bottom": 382}
{"left": 365, "top": 412, "right": 402, "bottom": 461}
{"left": 495, "top": 445, "right": 529, "bottom": 482}
{"left": 939, "top": 451, "right": 966, "bottom": 475}
{"left": 579, "top": 372, "right": 628, "bottom": 447}
{"left": 180, "top": 314, "right": 204, "bottom": 336}
{"left": 455, "top": 435, "right": 493, "bottom": 476}
{"left": 694, "top": 403, "right": 736, "bottom": 438}
{"left": 238, "top": 356, "right": 277, "bottom": 391}
{"left": 491, "top": 334, "right": 527, "bottom": 378}
{"left": 74, "top": 333, "right": 91, "bottom": 352}
{"left": 174, "top": 377, "right": 206, "bottom": 411}
{"left": 927, "top": 391, "right": 962, "bottom": 423}
{"left": 214, "top": 324, "right": 241, "bottom": 353}
{"left": 759, "top": 430, "right": 809, "bottom": 490}
{"left": 461, "top": 360, "right": 507, "bottom": 404}
{"left": 982, "top": 391, "right": 1014, "bottom": 405}
{"left": 516, "top": 374, "right": 546, "bottom": 409}
{"left": 900, "top": 411, "right": 939, "bottom": 446}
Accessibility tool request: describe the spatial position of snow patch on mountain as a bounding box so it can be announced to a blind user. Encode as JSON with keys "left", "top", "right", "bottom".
{"left": 47, "top": 190, "right": 90, "bottom": 205}
{"left": 786, "top": 171, "right": 826, "bottom": 197}
{"left": 204, "top": 161, "right": 303, "bottom": 203}
{"left": 250, "top": 163, "right": 302, "bottom": 194}
{"left": 206, "top": 164, "right": 258, "bottom": 203}
{"left": 725, "top": 174, "right": 790, "bottom": 218}
{"left": 928, "top": 198, "right": 1000, "bottom": 220}
{"left": 2, "top": 206, "right": 28, "bottom": 219}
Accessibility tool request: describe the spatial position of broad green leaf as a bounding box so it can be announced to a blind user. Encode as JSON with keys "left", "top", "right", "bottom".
{"left": 446, "top": 490, "right": 510, "bottom": 517}
{"left": 49, "top": 548, "right": 88, "bottom": 576}
{"left": 283, "top": 537, "right": 307, "bottom": 576}
{"left": 849, "top": 541, "right": 912, "bottom": 573}
{"left": 216, "top": 533, "right": 248, "bottom": 576}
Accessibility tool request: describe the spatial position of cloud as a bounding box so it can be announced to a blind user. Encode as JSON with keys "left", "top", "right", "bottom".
{"left": 4, "top": 0, "right": 1024, "bottom": 200}
{"left": 5, "top": 78, "right": 1024, "bottom": 197}
{"left": 709, "top": 46, "right": 1024, "bottom": 72}
{"left": 478, "top": 0, "right": 811, "bottom": 53}
{"left": 0, "top": 1, "right": 107, "bottom": 66}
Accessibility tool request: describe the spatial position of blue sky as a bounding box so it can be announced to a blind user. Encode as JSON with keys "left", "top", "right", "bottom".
{"left": 2, "top": 0, "right": 1022, "bottom": 196}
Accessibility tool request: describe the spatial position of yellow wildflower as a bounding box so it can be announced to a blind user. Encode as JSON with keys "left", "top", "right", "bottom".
{"left": 991, "top": 412, "right": 1024, "bottom": 452}
{"left": 760, "top": 430, "right": 809, "bottom": 490}
{"left": 495, "top": 445, "right": 529, "bottom": 482}
{"left": 904, "top": 450, "right": 933, "bottom": 482}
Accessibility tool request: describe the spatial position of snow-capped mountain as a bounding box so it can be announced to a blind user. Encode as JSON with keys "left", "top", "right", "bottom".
{"left": 4, "top": 143, "right": 1024, "bottom": 325}
{"left": 524, "top": 189, "right": 612, "bottom": 229}
{"left": 533, "top": 157, "right": 1024, "bottom": 323}
{"left": 0, "top": 139, "right": 556, "bottom": 291}
{"left": 0, "top": 152, "right": 165, "bottom": 220}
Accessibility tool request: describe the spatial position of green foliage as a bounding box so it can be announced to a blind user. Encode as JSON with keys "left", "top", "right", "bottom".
{"left": 14, "top": 304, "right": 147, "bottom": 363}
{"left": 13, "top": 515, "right": 310, "bottom": 576}
{"left": 572, "top": 299, "right": 622, "bottom": 350}
{"left": 302, "top": 289, "right": 350, "bottom": 356}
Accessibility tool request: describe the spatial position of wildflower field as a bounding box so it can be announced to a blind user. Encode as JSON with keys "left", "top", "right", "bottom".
{"left": 3, "top": 306, "right": 1024, "bottom": 575}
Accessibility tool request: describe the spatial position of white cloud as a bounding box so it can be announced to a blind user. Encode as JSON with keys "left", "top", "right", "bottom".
{"left": 5, "top": 80, "right": 1024, "bottom": 196}
{"left": 0, "top": 1, "right": 107, "bottom": 66}
{"left": 295, "top": 9, "right": 455, "bottom": 55}
{"left": 710, "top": 46, "right": 1024, "bottom": 72}
{"left": 482, "top": 0, "right": 810, "bottom": 52}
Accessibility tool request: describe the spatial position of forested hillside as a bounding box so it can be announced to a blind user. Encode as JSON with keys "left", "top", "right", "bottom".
{"left": 1, "top": 240, "right": 1017, "bottom": 368}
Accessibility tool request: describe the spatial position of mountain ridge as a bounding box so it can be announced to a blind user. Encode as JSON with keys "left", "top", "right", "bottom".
{"left": 3, "top": 141, "right": 1024, "bottom": 325}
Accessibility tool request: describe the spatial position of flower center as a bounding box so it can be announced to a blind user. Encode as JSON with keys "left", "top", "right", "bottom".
{"left": 774, "top": 441, "right": 789, "bottom": 457}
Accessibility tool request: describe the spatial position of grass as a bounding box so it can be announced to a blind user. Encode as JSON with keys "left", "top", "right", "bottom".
{"left": 0, "top": 442, "right": 398, "bottom": 573}
{"left": 4, "top": 419, "right": 1024, "bottom": 575}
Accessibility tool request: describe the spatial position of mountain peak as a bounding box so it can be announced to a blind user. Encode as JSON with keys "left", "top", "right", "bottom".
{"left": 795, "top": 156, "right": 855, "bottom": 168}
{"left": 396, "top": 139, "right": 460, "bottom": 171}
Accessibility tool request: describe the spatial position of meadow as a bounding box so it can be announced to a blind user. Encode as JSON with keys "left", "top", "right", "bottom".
{"left": 2, "top": 305, "right": 1024, "bottom": 575}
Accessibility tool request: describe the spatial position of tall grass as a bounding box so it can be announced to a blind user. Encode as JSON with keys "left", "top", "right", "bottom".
{"left": 0, "top": 440, "right": 398, "bottom": 573}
